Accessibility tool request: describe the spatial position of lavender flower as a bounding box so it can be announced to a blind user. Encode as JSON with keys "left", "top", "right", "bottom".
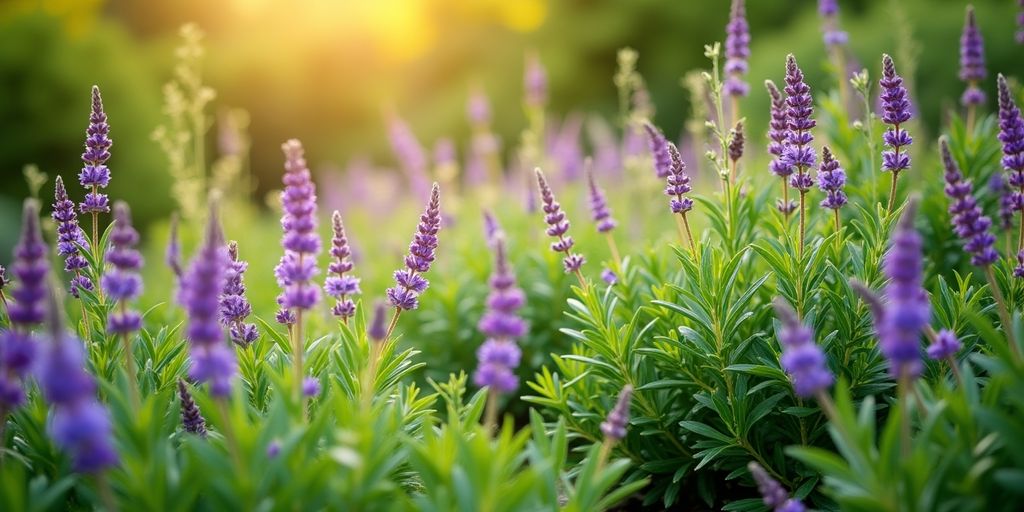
{"left": 880, "top": 55, "right": 913, "bottom": 182}
{"left": 959, "top": 6, "right": 987, "bottom": 107}
{"left": 267, "top": 440, "right": 281, "bottom": 458}
{"left": 766, "top": 80, "right": 792, "bottom": 178}
{"left": 38, "top": 294, "right": 118, "bottom": 473}
{"left": 927, "top": 329, "right": 961, "bottom": 361}
{"left": 483, "top": 209, "right": 502, "bottom": 245}
{"left": 749, "top": 462, "right": 805, "bottom": 512}
{"left": 474, "top": 237, "right": 527, "bottom": 393}
{"left": 773, "top": 299, "right": 833, "bottom": 398}
{"left": 302, "top": 376, "right": 321, "bottom": 397}
{"left": 167, "top": 212, "right": 182, "bottom": 278}
{"left": 220, "top": 241, "right": 258, "bottom": 348}
{"left": 586, "top": 168, "right": 616, "bottom": 233}
{"left": 0, "top": 201, "right": 48, "bottom": 411}
{"left": 178, "top": 379, "right": 208, "bottom": 437}
{"left": 102, "top": 202, "right": 143, "bottom": 334}
{"left": 941, "top": 137, "right": 999, "bottom": 266}
{"left": 599, "top": 385, "right": 633, "bottom": 441}
{"left": 536, "top": 169, "right": 585, "bottom": 273}
{"left": 367, "top": 301, "right": 388, "bottom": 343}
{"left": 275, "top": 140, "right": 321, "bottom": 323}
{"left": 179, "top": 206, "right": 235, "bottom": 397}
{"left": 601, "top": 268, "right": 618, "bottom": 285}
{"left": 643, "top": 122, "right": 672, "bottom": 179}
{"left": 998, "top": 75, "right": 1024, "bottom": 219}
{"left": 818, "top": 0, "right": 848, "bottom": 47}
{"left": 728, "top": 121, "right": 745, "bottom": 164}
{"left": 817, "top": 147, "right": 847, "bottom": 210}
{"left": 723, "top": 0, "right": 750, "bottom": 97}
{"left": 325, "top": 211, "right": 361, "bottom": 321}
{"left": 387, "top": 183, "right": 441, "bottom": 311}
{"left": 783, "top": 55, "right": 816, "bottom": 192}
{"left": 857, "top": 202, "right": 928, "bottom": 379}
{"left": 79, "top": 86, "right": 112, "bottom": 216}
{"left": 665, "top": 143, "right": 694, "bottom": 214}
{"left": 989, "top": 173, "right": 1016, "bottom": 230}
{"left": 467, "top": 88, "right": 491, "bottom": 126}
{"left": 525, "top": 54, "right": 548, "bottom": 109}
{"left": 387, "top": 116, "right": 431, "bottom": 201}
{"left": 52, "top": 176, "right": 92, "bottom": 297}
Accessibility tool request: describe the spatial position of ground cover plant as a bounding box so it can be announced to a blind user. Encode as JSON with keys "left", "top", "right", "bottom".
{"left": 2, "top": 1, "right": 1024, "bottom": 510}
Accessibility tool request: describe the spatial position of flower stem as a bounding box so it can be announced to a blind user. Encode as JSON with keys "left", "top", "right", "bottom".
{"left": 385, "top": 307, "right": 402, "bottom": 340}
{"left": 362, "top": 340, "right": 384, "bottom": 409}
{"left": 798, "top": 189, "right": 807, "bottom": 259}
{"left": 292, "top": 310, "right": 304, "bottom": 405}
{"left": 781, "top": 177, "right": 791, "bottom": 218}
{"left": 596, "top": 438, "right": 614, "bottom": 472}
{"left": 605, "top": 233, "right": 622, "bottom": 271}
{"left": 966, "top": 103, "right": 976, "bottom": 137}
{"left": 898, "top": 374, "right": 911, "bottom": 458}
{"left": 887, "top": 171, "right": 900, "bottom": 212}
{"left": 833, "top": 208, "right": 842, "bottom": 255}
{"left": 676, "top": 213, "right": 697, "bottom": 257}
{"left": 985, "top": 266, "right": 1020, "bottom": 360}
{"left": 96, "top": 472, "right": 118, "bottom": 512}
{"left": 484, "top": 388, "right": 499, "bottom": 433}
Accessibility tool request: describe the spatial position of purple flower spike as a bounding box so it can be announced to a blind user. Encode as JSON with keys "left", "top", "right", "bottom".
{"left": 586, "top": 167, "right": 616, "bottom": 233}
{"left": 601, "top": 268, "right": 618, "bottom": 285}
{"left": 1015, "top": 249, "right": 1024, "bottom": 278}
{"left": 536, "top": 169, "right": 585, "bottom": 273}
{"left": 643, "top": 122, "right": 672, "bottom": 179}
{"left": 665, "top": 143, "right": 694, "bottom": 214}
{"left": 856, "top": 202, "right": 928, "bottom": 380}
{"left": 167, "top": 213, "right": 182, "bottom": 278}
{"left": 880, "top": 55, "right": 913, "bottom": 177}
{"left": 773, "top": 299, "right": 833, "bottom": 398}
{"left": 766, "top": 80, "right": 793, "bottom": 179}
{"left": 959, "top": 6, "right": 987, "bottom": 107}
{"left": 817, "top": 147, "right": 847, "bottom": 210}
{"left": 220, "top": 241, "right": 258, "bottom": 348}
{"left": 179, "top": 204, "right": 236, "bottom": 397}
{"left": 998, "top": 75, "right": 1024, "bottom": 221}
{"left": 749, "top": 462, "right": 805, "bottom": 512}
{"left": 387, "top": 116, "right": 431, "bottom": 201}
{"left": 178, "top": 379, "right": 208, "bottom": 437}
{"left": 728, "top": 121, "right": 745, "bottom": 163}
{"left": 723, "top": 0, "right": 750, "bottom": 97}
{"left": 102, "top": 202, "right": 144, "bottom": 334}
{"left": 52, "top": 176, "right": 93, "bottom": 298}
{"left": 600, "top": 385, "right": 633, "bottom": 441}
{"left": 525, "top": 54, "right": 548, "bottom": 109}
{"left": 275, "top": 140, "right": 321, "bottom": 323}
{"left": 818, "top": 0, "right": 848, "bottom": 47}
{"left": 941, "top": 138, "right": 999, "bottom": 266}
{"left": 474, "top": 339, "right": 522, "bottom": 394}
{"left": 783, "top": 55, "right": 816, "bottom": 192}
{"left": 8, "top": 200, "right": 49, "bottom": 328}
{"left": 39, "top": 294, "right": 118, "bottom": 473}
{"left": 1, "top": 200, "right": 49, "bottom": 411}
{"left": 483, "top": 209, "right": 503, "bottom": 245}
{"left": 325, "top": 211, "right": 361, "bottom": 321}
{"left": 989, "top": 173, "right": 1016, "bottom": 231}
{"left": 927, "top": 329, "right": 961, "bottom": 361}
{"left": 79, "top": 86, "right": 112, "bottom": 215}
{"left": 367, "top": 301, "right": 389, "bottom": 343}
{"left": 387, "top": 183, "right": 441, "bottom": 311}
{"left": 302, "top": 376, "right": 320, "bottom": 398}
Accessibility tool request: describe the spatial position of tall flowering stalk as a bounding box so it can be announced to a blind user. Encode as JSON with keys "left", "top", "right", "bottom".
{"left": 665, "top": 143, "right": 696, "bottom": 254}
{"left": 39, "top": 293, "right": 118, "bottom": 474}
{"left": 102, "top": 202, "right": 144, "bottom": 404}
{"left": 749, "top": 462, "right": 805, "bottom": 512}
{"left": 52, "top": 176, "right": 93, "bottom": 299}
{"left": 817, "top": 147, "right": 847, "bottom": 248}
{"left": 325, "top": 211, "right": 361, "bottom": 324}
{"left": 596, "top": 385, "right": 632, "bottom": 469}
{"left": 178, "top": 379, "right": 208, "bottom": 437}
{"left": 275, "top": 140, "right": 321, "bottom": 400}
{"left": 773, "top": 299, "right": 833, "bottom": 399}
{"left": 180, "top": 204, "right": 235, "bottom": 397}
{"left": 221, "top": 241, "right": 258, "bottom": 348}
{"left": 535, "top": 169, "right": 586, "bottom": 284}
{"left": 959, "top": 5, "right": 986, "bottom": 132}
{"left": 387, "top": 116, "right": 431, "bottom": 203}
{"left": 79, "top": 86, "right": 112, "bottom": 261}
{"left": 585, "top": 164, "right": 621, "bottom": 267}
{"left": 475, "top": 236, "right": 526, "bottom": 430}
{"left": 997, "top": 75, "right": 1024, "bottom": 260}
{"left": 818, "top": 0, "right": 849, "bottom": 107}
{"left": 766, "top": 80, "right": 795, "bottom": 215}
{"left": 782, "top": 55, "right": 816, "bottom": 256}
{"left": 723, "top": 0, "right": 750, "bottom": 126}
{"left": 880, "top": 54, "right": 913, "bottom": 211}
{"left": 643, "top": 122, "right": 672, "bottom": 179}
{"left": 386, "top": 183, "right": 441, "bottom": 337}
{"left": 0, "top": 200, "right": 48, "bottom": 419}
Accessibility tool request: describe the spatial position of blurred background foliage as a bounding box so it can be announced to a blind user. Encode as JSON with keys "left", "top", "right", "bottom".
{"left": 0, "top": 0, "right": 1021, "bottom": 256}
